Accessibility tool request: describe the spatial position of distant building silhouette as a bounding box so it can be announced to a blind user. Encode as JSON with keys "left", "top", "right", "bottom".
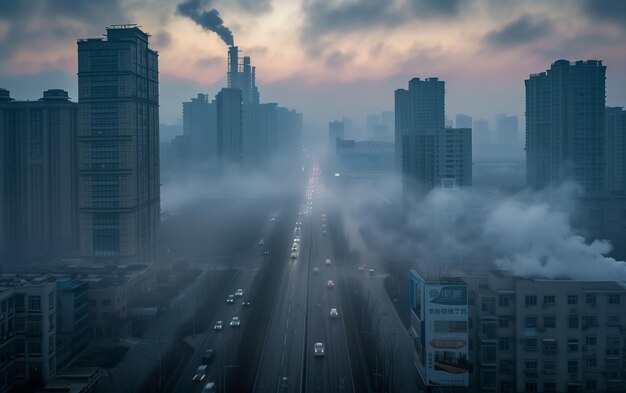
{"left": 183, "top": 93, "right": 217, "bottom": 165}
{"left": 526, "top": 60, "right": 606, "bottom": 193}
{"left": 228, "top": 46, "right": 259, "bottom": 105}
{"left": 77, "top": 25, "right": 160, "bottom": 262}
{"left": 395, "top": 77, "right": 471, "bottom": 192}
{"left": 0, "top": 89, "right": 79, "bottom": 264}
{"left": 455, "top": 113, "right": 472, "bottom": 129}
{"left": 473, "top": 118, "right": 490, "bottom": 145}
{"left": 606, "top": 107, "right": 626, "bottom": 194}
{"left": 496, "top": 113, "right": 519, "bottom": 145}
{"left": 329, "top": 120, "right": 345, "bottom": 148}
{"left": 216, "top": 88, "right": 243, "bottom": 169}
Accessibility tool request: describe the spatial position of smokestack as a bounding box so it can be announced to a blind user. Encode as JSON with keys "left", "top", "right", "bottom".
{"left": 228, "top": 46, "right": 239, "bottom": 89}
{"left": 177, "top": 0, "right": 234, "bottom": 47}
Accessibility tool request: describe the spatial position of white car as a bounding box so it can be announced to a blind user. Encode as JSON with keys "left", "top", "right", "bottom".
{"left": 330, "top": 308, "right": 339, "bottom": 318}
{"left": 213, "top": 320, "right": 223, "bottom": 330}
{"left": 327, "top": 280, "right": 335, "bottom": 288}
{"left": 291, "top": 251, "right": 298, "bottom": 259}
{"left": 325, "top": 258, "right": 332, "bottom": 265}
{"left": 226, "top": 295, "right": 235, "bottom": 304}
{"left": 230, "top": 316, "right": 241, "bottom": 327}
{"left": 314, "top": 342, "right": 325, "bottom": 357}
{"left": 235, "top": 289, "right": 243, "bottom": 297}
{"left": 193, "top": 365, "right": 208, "bottom": 382}
{"left": 313, "top": 267, "right": 319, "bottom": 274}
{"left": 202, "top": 381, "right": 216, "bottom": 393}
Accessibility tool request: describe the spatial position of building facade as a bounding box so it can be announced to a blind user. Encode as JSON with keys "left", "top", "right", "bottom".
{"left": 77, "top": 25, "right": 160, "bottom": 262}
{"left": 182, "top": 93, "right": 217, "bottom": 165}
{"left": 216, "top": 88, "right": 243, "bottom": 169}
{"left": 0, "top": 89, "right": 79, "bottom": 264}
{"left": 525, "top": 60, "right": 606, "bottom": 193}
{"left": 410, "top": 270, "right": 626, "bottom": 392}
{"left": 606, "top": 107, "right": 626, "bottom": 195}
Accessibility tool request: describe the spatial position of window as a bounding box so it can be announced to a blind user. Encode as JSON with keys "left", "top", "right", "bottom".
{"left": 498, "top": 294, "right": 510, "bottom": 307}
{"left": 525, "top": 316, "right": 538, "bottom": 328}
{"left": 525, "top": 338, "right": 538, "bottom": 351}
{"left": 102, "top": 299, "right": 111, "bottom": 306}
{"left": 544, "top": 382, "right": 556, "bottom": 392}
{"left": 525, "top": 295, "right": 537, "bottom": 306}
{"left": 567, "top": 339, "right": 579, "bottom": 352}
{"left": 15, "top": 340, "right": 25, "bottom": 355}
{"left": 15, "top": 294, "right": 25, "bottom": 312}
{"left": 48, "top": 292, "right": 54, "bottom": 309}
{"left": 582, "top": 315, "right": 598, "bottom": 328}
{"left": 15, "top": 317, "right": 25, "bottom": 332}
{"left": 586, "top": 294, "right": 596, "bottom": 305}
{"left": 543, "top": 316, "right": 556, "bottom": 328}
{"left": 499, "top": 360, "right": 512, "bottom": 373}
{"left": 542, "top": 339, "right": 557, "bottom": 355}
{"left": 585, "top": 336, "right": 597, "bottom": 346}
{"left": 543, "top": 360, "right": 556, "bottom": 374}
{"left": 525, "top": 382, "right": 538, "bottom": 392}
{"left": 607, "top": 315, "right": 620, "bottom": 326}
{"left": 567, "top": 295, "right": 578, "bottom": 305}
{"left": 567, "top": 360, "right": 578, "bottom": 374}
{"left": 481, "top": 297, "right": 496, "bottom": 315}
{"left": 584, "top": 357, "right": 596, "bottom": 368}
{"left": 499, "top": 317, "right": 509, "bottom": 329}
{"left": 543, "top": 295, "right": 555, "bottom": 305}
{"left": 606, "top": 336, "right": 621, "bottom": 356}
{"left": 499, "top": 338, "right": 511, "bottom": 351}
{"left": 608, "top": 294, "right": 620, "bottom": 304}
{"left": 28, "top": 296, "right": 41, "bottom": 312}
{"left": 568, "top": 315, "right": 579, "bottom": 328}
{"left": 525, "top": 360, "right": 538, "bottom": 370}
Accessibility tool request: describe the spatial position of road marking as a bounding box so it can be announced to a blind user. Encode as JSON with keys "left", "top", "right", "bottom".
{"left": 284, "top": 333, "right": 287, "bottom": 346}
{"left": 286, "top": 318, "right": 289, "bottom": 329}
{"left": 281, "top": 352, "right": 285, "bottom": 368}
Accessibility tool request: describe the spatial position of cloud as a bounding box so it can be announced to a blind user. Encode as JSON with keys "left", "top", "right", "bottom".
{"left": 196, "top": 55, "right": 222, "bottom": 67}
{"left": 580, "top": 0, "right": 626, "bottom": 28}
{"left": 325, "top": 50, "right": 355, "bottom": 69}
{"left": 235, "top": 0, "right": 272, "bottom": 14}
{"left": 486, "top": 15, "right": 553, "bottom": 48}
{"left": 0, "top": 0, "right": 125, "bottom": 71}
{"left": 153, "top": 31, "right": 173, "bottom": 49}
{"left": 177, "top": 0, "right": 235, "bottom": 46}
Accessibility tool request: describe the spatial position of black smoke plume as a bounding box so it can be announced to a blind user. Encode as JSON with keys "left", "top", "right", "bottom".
{"left": 177, "top": 0, "right": 234, "bottom": 46}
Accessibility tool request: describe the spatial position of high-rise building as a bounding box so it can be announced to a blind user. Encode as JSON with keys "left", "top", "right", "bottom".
{"left": 216, "top": 88, "right": 243, "bottom": 169}
{"left": 395, "top": 77, "right": 470, "bottom": 192}
{"left": 77, "top": 25, "right": 160, "bottom": 262}
{"left": 606, "top": 107, "right": 626, "bottom": 194}
{"left": 329, "top": 120, "right": 345, "bottom": 148}
{"left": 0, "top": 89, "right": 79, "bottom": 264}
{"left": 456, "top": 113, "right": 473, "bottom": 129}
{"left": 525, "top": 60, "right": 606, "bottom": 193}
{"left": 182, "top": 93, "right": 217, "bottom": 164}
{"left": 496, "top": 113, "right": 519, "bottom": 145}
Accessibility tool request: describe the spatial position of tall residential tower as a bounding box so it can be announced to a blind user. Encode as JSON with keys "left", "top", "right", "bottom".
{"left": 525, "top": 60, "right": 606, "bottom": 193}
{"left": 77, "top": 25, "right": 160, "bottom": 262}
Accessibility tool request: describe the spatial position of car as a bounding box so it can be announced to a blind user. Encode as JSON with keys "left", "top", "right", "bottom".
{"left": 202, "top": 381, "right": 216, "bottom": 393}
{"left": 264, "top": 250, "right": 270, "bottom": 255}
{"left": 369, "top": 269, "right": 375, "bottom": 276}
{"left": 202, "top": 349, "right": 215, "bottom": 364}
{"left": 313, "top": 267, "right": 319, "bottom": 274}
{"left": 325, "top": 258, "right": 332, "bottom": 265}
{"left": 290, "top": 251, "right": 297, "bottom": 259}
{"left": 270, "top": 217, "right": 276, "bottom": 222}
{"left": 314, "top": 342, "right": 325, "bottom": 357}
{"left": 213, "top": 320, "right": 223, "bottom": 330}
{"left": 330, "top": 308, "right": 339, "bottom": 318}
{"left": 327, "top": 280, "right": 335, "bottom": 288}
{"left": 226, "top": 295, "right": 235, "bottom": 304}
{"left": 322, "top": 230, "right": 327, "bottom": 236}
{"left": 193, "top": 365, "right": 208, "bottom": 382}
{"left": 358, "top": 264, "right": 366, "bottom": 272}
{"left": 235, "top": 289, "right": 243, "bottom": 297}
{"left": 258, "top": 239, "right": 265, "bottom": 246}
{"left": 292, "top": 244, "right": 298, "bottom": 251}
{"left": 230, "top": 316, "right": 240, "bottom": 327}
{"left": 242, "top": 300, "right": 251, "bottom": 307}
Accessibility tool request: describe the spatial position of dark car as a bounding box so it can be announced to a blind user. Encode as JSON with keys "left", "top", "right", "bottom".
{"left": 202, "top": 349, "right": 215, "bottom": 364}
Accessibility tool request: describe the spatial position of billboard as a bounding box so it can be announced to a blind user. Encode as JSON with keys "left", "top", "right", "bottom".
{"left": 423, "top": 284, "right": 469, "bottom": 387}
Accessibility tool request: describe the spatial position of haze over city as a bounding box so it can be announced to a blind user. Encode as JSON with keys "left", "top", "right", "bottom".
{"left": 1, "top": 1, "right": 626, "bottom": 393}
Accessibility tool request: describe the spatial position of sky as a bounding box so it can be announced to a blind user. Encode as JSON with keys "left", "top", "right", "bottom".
{"left": 1, "top": 0, "right": 626, "bottom": 132}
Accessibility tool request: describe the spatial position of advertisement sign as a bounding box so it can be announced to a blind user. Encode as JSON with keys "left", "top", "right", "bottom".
{"left": 423, "top": 284, "right": 469, "bottom": 387}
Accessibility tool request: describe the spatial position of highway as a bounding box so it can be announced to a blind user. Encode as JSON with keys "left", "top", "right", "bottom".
{"left": 253, "top": 165, "right": 355, "bottom": 393}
